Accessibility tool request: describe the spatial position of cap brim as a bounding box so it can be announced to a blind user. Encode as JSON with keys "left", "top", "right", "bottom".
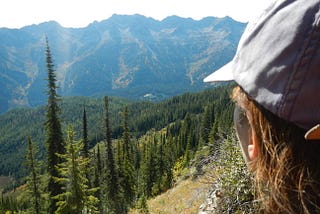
{"left": 305, "top": 124, "right": 320, "bottom": 140}
{"left": 203, "top": 61, "right": 234, "bottom": 83}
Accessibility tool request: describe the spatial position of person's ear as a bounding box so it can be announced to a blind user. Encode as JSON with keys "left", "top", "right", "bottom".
{"left": 248, "top": 129, "right": 258, "bottom": 160}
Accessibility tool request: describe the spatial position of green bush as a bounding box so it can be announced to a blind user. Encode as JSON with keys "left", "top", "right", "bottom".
{"left": 210, "top": 132, "right": 258, "bottom": 213}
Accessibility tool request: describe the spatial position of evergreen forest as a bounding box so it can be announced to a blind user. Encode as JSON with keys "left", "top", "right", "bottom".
{"left": 0, "top": 40, "right": 256, "bottom": 213}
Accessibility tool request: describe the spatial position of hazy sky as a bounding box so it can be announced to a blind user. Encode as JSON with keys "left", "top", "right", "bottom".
{"left": 0, "top": 0, "right": 272, "bottom": 29}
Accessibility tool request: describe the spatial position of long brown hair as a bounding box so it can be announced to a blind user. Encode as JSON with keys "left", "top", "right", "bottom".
{"left": 232, "top": 86, "right": 320, "bottom": 214}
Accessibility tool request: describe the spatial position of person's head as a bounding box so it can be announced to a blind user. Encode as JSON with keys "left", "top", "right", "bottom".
{"left": 204, "top": 0, "right": 320, "bottom": 213}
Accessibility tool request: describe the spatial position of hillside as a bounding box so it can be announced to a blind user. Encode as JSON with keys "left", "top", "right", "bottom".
{"left": 127, "top": 127, "right": 254, "bottom": 214}
{"left": 129, "top": 177, "right": 209, "bottom": 214}
{"left": 0, "top": 85, "right": 234, "bottom": 180}
{"left": 0, "top": 83, "right": 260, "bottom": 213}
{"left": 0, "top": 15, "right": 245, "bottom": 113}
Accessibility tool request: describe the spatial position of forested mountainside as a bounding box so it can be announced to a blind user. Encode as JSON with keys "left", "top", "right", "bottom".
{"left": 0, "top": 82, "right": 259, "bottom": 214}
{"left": 0, "top": 84, "right": 239, "bottom": 213}
{"left": 0, "top": 14, "right": 245, "bottom": 113}
{"left": 0, "top": 85, "right": 234, "bottom": 180}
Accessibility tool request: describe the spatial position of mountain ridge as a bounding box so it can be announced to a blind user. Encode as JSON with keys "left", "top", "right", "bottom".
{"left": 0, "top": 14, "right": 245, "bottom": 113}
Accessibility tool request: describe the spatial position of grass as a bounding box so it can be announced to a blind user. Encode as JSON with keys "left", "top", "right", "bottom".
{"left": 130, "top": 177, "right": 210, "bottom": 214}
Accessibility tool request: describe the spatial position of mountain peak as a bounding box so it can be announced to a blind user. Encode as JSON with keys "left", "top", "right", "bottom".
{"left": 23, "top": 20, "right": 62, "bottom": 29}
{"left": 0, "top": 15, "right": 245, "bottom": 114}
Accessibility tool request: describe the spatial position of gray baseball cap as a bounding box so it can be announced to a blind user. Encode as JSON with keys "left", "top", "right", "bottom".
{"left": 204, "top": 0, "right": 320, "bottom": 140}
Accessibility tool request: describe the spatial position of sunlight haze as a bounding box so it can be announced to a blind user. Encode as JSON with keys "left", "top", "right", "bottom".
{"left": 0, "top": 0, "right": 271, "bottom": 28}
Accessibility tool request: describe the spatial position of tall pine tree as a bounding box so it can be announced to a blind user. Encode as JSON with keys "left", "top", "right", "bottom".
{"left": 118, "top": 106, "right": 136, "bottom": 209}
{"left": 44, "top": 37, "right": 65, "bottom": 214}
{"left": 82, "top": 105, "right": 91, "bottom": 188}
{"left": 200, "top": 104, "right": 215, "bottom": 147}
{"left": 82, "top": 105, "right": 89, "bottom": 159}
{"left": 103, "top": 96, "right": 121, "bottom": 213}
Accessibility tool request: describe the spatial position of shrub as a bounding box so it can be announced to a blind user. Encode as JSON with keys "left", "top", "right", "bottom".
{"left": 202, "top": 132, "right": 259, "bottom": 213}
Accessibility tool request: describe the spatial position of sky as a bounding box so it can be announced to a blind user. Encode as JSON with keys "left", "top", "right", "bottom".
{"left": 0, "top": 0, "right": 272, "bottom": 29}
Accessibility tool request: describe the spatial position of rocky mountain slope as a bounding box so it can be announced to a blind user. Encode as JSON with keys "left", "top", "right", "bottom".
{"left": 0, "top": 14, "right": 245, "bottom": 113}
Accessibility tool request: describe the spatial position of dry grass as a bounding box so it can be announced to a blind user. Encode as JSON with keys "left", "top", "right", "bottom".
{"left": 130, "top": 177, "right": 210, "bottom": 214}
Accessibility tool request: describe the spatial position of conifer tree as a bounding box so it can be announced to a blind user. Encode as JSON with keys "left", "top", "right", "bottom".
{"left": 121, "top": 106, "right": 131, "bottom": 160}
{"left": 82, "top": 105, "right": 89, "bottom": 159}
{"left": 182, "top": 135, "right": 192, "bottom": 168}
{"left": 82, "top": 105, "right": 91, "bottom": 188}
{"left": 118, "top": 106, "right": 136, "bottom": 208}
{"left": 103, "top": 96, "right": 121, "bottom": 213}
{"left": 139, "top": 140, "right": 153, "bottom": 197}
{"left": 178, "top": 113, "right": 192, "bottom": 155}
{"left": 25, "top": 137, "right": 42, "bottom": 214}
{"left": 158, "top": 135, "right": 166, "bottom": 182}
{"left": 200, "top": 105, "right": 212, "bottom": 146}
{"left": 149, "top": 134, "right": 166, "bottom": 196}
{"left": 93, "top": 145, "right": 103, "bottom": 212}
{"left": 139, "top": 134, "right": 158, "bottom": 198}
{"left": 208, "top": 120, "right": 220, "bottom": 150}
{"left": 44, "top": 37, "right": 65, "bottom": 214}
{"left": 116, "top": 137, "right": 122, "bottom": 169}
{"left": 54, "top": 126, "right": 98, "bottom": 214}
{"left": 163, "top": 136, "right": 174, "bottom": 191}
